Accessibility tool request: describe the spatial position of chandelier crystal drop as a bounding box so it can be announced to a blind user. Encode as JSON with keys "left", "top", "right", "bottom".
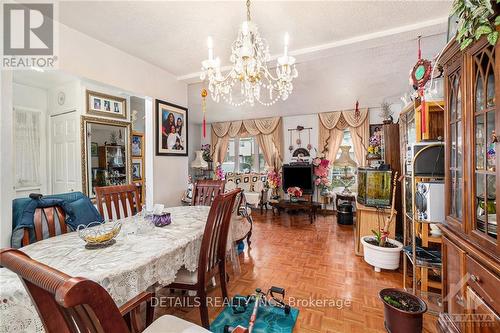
{"left": 200, "top": 0, "right": 298, "bottom": 107}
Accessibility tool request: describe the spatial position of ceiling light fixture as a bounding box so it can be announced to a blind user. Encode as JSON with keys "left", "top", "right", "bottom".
{"left": 200, "top": 0, "right": 298, "bottom": 107}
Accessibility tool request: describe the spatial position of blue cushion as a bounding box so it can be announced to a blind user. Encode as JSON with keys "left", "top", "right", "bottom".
{"left": 63, "top": 196, "right": 103, "bottom": 230}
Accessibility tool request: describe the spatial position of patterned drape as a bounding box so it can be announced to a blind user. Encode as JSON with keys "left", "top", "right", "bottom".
{"left": 211, "top": 117, "right": 283, "bottom": 171}
{"left": 318, "top": 108, "right": 369, "bottom": 166}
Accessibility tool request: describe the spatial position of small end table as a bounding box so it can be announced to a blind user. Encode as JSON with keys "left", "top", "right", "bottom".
{"left": 335, "top": 192, "right": 356, "bottom": 210}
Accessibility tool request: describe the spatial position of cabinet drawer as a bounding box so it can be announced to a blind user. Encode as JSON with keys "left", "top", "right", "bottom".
{"left": 466, "top": 255, "right": 500, "bottom": 314}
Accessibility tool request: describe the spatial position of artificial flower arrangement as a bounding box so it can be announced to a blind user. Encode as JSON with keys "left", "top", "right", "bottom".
{"left": 367, "top": 131, "right": 382, "bottom": 158}
{"left": 312, "top": 157, "right": 332, "bottom": 194}
{"left": 214, "top": 162, "right": 225, "bottom": 180}
{"left": 267, "top": 169, "right": 282, "bottom": 199}
{"left": 286, "top": 186, "right": 303, "bottom": 201}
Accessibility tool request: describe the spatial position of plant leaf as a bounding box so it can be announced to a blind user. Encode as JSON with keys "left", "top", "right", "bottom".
{"left": 495, "top": 16, "right": 500, "bottom": 26}
{"left": 487, "top": 31, "right": 499, "bottom": 46}
{"left": 460, "top": 37, "right": 473, "bottom": 50}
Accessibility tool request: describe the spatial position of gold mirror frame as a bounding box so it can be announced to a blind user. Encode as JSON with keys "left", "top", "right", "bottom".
{"left": 80, "top": 116, "right": 132, "bottom": 197}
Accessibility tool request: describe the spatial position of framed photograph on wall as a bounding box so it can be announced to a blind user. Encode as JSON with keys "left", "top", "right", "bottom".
{"left": 369, "top": 124, "right": 383, "bottom": 138}
{"left": 132, "top": 159, "right": 143, "bottom": 181}
{"left": 132, "top": 132, "right": 144, "bottom": 157}
{"left": 86, "top": 90, "right": 127, "bottom": 120}
{"left": 155, "top": 99, "right": 188, "bottom": 156}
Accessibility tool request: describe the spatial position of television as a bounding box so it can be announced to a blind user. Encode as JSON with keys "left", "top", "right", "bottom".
{"left": 282, "top": 164, "right": 314, "bottom": 194}
{"left": 357, "top": 168, "right": 392, "bottom": 207}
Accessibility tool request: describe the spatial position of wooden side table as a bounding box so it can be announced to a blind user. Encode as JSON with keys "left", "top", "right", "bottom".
{"left": 354, "top": 202, "right": 396, "bottom": 256}
{"left": 335, "top": 192, "right": 356, "bottom": 210}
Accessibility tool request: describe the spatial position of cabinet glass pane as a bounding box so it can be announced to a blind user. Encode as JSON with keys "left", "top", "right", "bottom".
{"left": 457, "top": 121, "right": 462, "bottom": 171}
{"left": 451, "top": 170, "right": 457, "bottom": 216}
{"left": 485, "top": 175, "right": 497, "bottom": 239}
{"left": 451, "top": 123, "right": 456, "bottom": 168}
{"left": 475, "top": 77, "right": 484, "bottom": 112}
{"left": 487, "top": 111, "right": 496, "bottom": 172}
{"left": 456, "top": 168, "right": 462, "bottom": 219}
{"left": 456, "top": 79, "right": 462, "bottom": 118}
{"left": 450, "top": 83, "right": 456, "bottom": 120}
{"left": 475, "top": 115, "right": 485, "bottom": 170}
{"left": 487, "top": 70, "right": 495, "bottom": 108}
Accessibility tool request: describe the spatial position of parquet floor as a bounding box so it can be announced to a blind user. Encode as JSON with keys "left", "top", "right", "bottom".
{"left": 157, "top": 210, "right": 437, "bottom": 332}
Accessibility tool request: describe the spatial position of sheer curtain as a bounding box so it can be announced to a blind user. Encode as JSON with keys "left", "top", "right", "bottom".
{"left": 14, "top": 110, "right": 41, "bottom": 188}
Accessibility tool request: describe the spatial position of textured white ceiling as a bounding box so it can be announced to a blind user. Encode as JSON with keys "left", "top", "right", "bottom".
{"left": 58, "top": 1, "right": 452, "bottom": 78}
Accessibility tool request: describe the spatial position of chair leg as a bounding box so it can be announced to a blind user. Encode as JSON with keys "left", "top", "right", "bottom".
{"left": 219, "top": 262, "right": 229, "bottom": 301}
{"left": 146, "top": 293, "right": 155, "bottom": 328}
{"left": 198, "top": 288, "right": 210, "bottom": 329}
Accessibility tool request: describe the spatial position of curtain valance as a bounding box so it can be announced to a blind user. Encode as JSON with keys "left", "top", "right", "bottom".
{"left": 211, "top": 116, "right": 283, "bottom": 172}
{"left": 318, "top": 108, "right": 369, "bottom": 166}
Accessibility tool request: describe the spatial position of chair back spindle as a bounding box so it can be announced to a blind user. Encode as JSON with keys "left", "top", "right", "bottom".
{"left": 22, "top": 206, "right": 68, "bottom": 246}
{"left": 192, "top": 180, "right": 225, "bottom": 206}
{"left": 95, "top": 185, "right": 141, "bottom": 220}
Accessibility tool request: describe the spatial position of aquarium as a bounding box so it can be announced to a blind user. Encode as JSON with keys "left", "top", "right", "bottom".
{"left": 357, "top": 168, "right": 392, "bottom": 207}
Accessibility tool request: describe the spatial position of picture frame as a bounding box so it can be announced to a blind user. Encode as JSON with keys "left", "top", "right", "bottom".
{"left": 91, "top": 142, "right": 98, "bottom": 157}
{"left": 132, "top": 132, "right": 144, "bottom": 157}
{"left": 86, "top": 90, "right": 127, "bottom": 120}
{"left": 370, "top": 124, "right": 383, "bottom": 138}
{"left": 155, "top": 99, "right": 188, "bottom": 156}
{"left": 132, "top": 159, "right": 143, "bottom": 181}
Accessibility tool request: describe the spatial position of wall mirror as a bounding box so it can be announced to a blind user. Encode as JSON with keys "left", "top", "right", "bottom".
{"left": 81, "top": 116, "right": 132, "bottom": 197}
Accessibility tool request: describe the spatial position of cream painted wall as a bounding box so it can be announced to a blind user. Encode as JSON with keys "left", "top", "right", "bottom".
{"left": 56, "top": 23, "right": 189, "bottom": 207}
{"left": 282, "top": 114, "right": 319, "bottom": 164}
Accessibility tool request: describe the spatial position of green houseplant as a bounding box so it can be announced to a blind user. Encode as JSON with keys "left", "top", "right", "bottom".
{"left": 452, "top": 0, "right": 500, "bottom": 50}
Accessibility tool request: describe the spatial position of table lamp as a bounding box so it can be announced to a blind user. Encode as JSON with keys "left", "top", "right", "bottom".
{"left": 333, "top": 146, "right": 357, "bottom": 194}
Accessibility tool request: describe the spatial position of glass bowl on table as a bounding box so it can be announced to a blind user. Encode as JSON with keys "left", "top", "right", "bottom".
{"left": 77, "top": 220, "right": 122, "bottom": 249}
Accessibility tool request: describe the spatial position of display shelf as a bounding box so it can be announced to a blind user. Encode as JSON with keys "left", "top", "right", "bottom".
{"left": 403, "top": 143, "right": 444, "bottom": 297}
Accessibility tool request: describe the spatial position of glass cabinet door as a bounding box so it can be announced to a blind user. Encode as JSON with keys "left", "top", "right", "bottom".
{"left": 472, "top": 45, "right": 497, "bottom": 244}
{"left": 448, "top": 69, "right": 464, "bottom": 223}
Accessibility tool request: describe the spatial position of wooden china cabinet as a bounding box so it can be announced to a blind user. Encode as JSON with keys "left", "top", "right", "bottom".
{"left": 438, "top": 20, "right": 500, "bottom": 333}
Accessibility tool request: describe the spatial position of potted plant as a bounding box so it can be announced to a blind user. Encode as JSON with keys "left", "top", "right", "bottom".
{"left": 379, "top": 102, "right": 394, "bottom": 124}
{"left": 286, "top": 187, "right": 303, "bottom": 202}
{"left": 379, "top": 288, "right": 427, "bottom": 333}
{"left": 361, "top": 172, "right": 403, "bottom": 272}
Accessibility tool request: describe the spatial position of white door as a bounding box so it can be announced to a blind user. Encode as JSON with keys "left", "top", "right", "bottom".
{"left": 51, "top": 112, "right": 79, "bottom": 194}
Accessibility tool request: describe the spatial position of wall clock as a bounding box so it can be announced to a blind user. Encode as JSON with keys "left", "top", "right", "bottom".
{"left": 57, "top": 91, "right": 66, "bottom": 105}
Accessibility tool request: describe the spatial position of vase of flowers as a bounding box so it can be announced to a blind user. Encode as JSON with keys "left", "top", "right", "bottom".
{"left": 267, "top": 169, "right": 281, "bottom": 199}
{"left": 312, "top": 157, "right": 332, "bottom": 196}
{"left": 287, "top": 187, "right": 303, "bottom": 202}
{"left": 214, "top": 162, "right": 225, "bottom": 180}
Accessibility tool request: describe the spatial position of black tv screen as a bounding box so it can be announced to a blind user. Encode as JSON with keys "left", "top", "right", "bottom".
{"left": 282, "top": 164, "right": 314, "bottom": 194}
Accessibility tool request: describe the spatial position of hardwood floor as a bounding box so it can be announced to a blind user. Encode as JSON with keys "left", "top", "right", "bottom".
{"left": 157, "top": 210, "right": 437, "bottom": 332}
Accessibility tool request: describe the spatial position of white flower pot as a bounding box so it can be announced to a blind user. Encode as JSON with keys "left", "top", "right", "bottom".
{"left": 361, "top": 236, "right": 403, "bottom": 272}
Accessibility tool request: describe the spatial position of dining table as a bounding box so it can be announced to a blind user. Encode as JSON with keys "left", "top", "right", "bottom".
{"left": 0, "top": 205, "right": 212, "bottom": 333}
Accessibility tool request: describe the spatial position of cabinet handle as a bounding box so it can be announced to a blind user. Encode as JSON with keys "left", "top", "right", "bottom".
{"left": 470, "top": 274, "right": 481, "bottom": 283}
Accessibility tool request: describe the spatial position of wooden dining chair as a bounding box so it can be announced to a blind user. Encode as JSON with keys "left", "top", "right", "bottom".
{"left": 191, "top": 179, "right": 226, "bottom": 206}
{"left": 95, "top": 184, "right": 142, "bottom": 220}
{"left": 0, "top": 248, "right": 210, "bottom": 333}
{"left": 22, "top": 205, "right": 68, "bottom": 247}
{"left": 167, "top": 189, "right": 240, "bottom": 329}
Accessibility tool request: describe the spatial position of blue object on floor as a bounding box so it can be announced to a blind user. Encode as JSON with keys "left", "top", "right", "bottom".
{"left": 210, "top": 295, "right": 299, "bottom": 333}
{"left": 237, "top": 241, "right": 245, "bottom": 254}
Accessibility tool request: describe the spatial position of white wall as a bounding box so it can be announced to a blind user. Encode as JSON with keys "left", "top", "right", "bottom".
{"left": 282, "top": 114, "right": 319, "bottom": 164}
{"left": 56, "top": 23, "right": 188, "bottom": 206}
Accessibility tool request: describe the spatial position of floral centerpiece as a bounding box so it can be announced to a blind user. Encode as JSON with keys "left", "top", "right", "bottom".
{"left": 267, "top": 169, "right": 281, "bottom": 199}
{"left": 287, "top": 186, "right": 303, "bottom": 202}
{"left": 367, "top": 131, "right": 382, "bottom": 159}
{"left": 215, "top": 162, "right": 225, "bottom": 180}
{"left": 312, "top": 157, "right": 332, "bottom": 196}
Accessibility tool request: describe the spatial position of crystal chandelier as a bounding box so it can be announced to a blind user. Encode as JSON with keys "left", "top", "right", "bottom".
{"left": 200, "top": 0, "right": 298, "bottom": 107}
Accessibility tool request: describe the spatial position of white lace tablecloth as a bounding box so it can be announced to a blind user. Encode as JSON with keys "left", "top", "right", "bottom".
{"left": 0, "top": 205, "right": 210, "bottom": 333}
